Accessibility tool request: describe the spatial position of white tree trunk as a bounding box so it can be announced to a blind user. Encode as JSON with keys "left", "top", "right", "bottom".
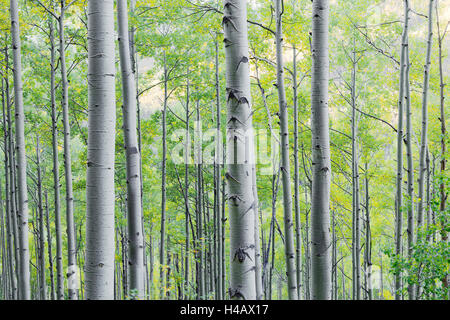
{"left": 417, "top": 0, "right": 434, "bottom": 231}
{"left": 85, "top": 0, "right": 116, "bottom": 300}
{"left": 395, "top": 0, "right": 409, "bottom": 300}
{"left": 310, "top": 0, "right": 331, "bottom": 300}
{"left": 117, "top": 0, "right": 145, "bottom": 299}
{"left": 58, "top": 0, "right": 77, "bottom": 300}
{"left": 275, "top": 0, "right": 298, "bottom": 300}
{"left": 223, "top": 0, "right": 256, "bottom": 300}
{"left": 10, "top": 0, "right": 31, "bottom": 300}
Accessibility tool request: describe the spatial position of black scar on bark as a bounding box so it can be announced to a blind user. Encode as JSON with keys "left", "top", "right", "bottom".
{"left": 223, "top": 1, "right": 238, "bottom": 10}
{"left": 226, "top": 87, "right": 243, "bottom": 102}
{"left": 235, "top": 56, "right": 249, "bottom": 72}
{"left": 223, "top": 38, "right": 233, "bottom": 48}
{"left": 228, "top": 194, "right": 243, "bottom": 205}
{"left": 238, "top": 96, "right": 249, "bottom": 105}
{"left": 228, "top": 287, "right": 246, "bottom": 300}
{"left": 227, "top": 116, "right": 244, "bottom": 126}
{"left": 240, "top": 200, "right": 256, "bottom": 218}
{"left": 225, "top": 172, "right": 240, "bottom": 184}
{"left": 222, "top": 15, "right": 238, "bottom": 32}
{"left": 233, "top": 245, "right": 254, "bottom": 263}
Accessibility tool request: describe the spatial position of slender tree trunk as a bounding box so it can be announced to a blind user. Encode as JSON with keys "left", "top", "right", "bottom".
{"left": 85, "top": 0, "right": 116, "bottom": 300}
{"left": 436, "top": 0, "right": 448, "bottom": 292}
{"left": 395, "top": 0, "right": 409, "bottom": 300}
{"left": 35, "top": 137, "right": 47, "bottom": 300}
{"left": 213, "top": 38, "right": 223, "bottom": 300}
{"left": 49, "top": 16, "right": 64, "bottom": 301}
{"left": 3, "top": 48, "right": 20, "bottom": 298}
{"left": 184, "top": 75, "right": 190, "bottom": 299}
{"left": 404, "top": 33, "right": 415, "bottom": 300}
{"left": 44, "top": 192, "right": 56, "bottom": 300}
{"left": 222, "top": 0, "right": 257, "bottom": 300}
{"left": 195, "top": 101, "right": 205, "bottom": 299}
{"left": 9, "top": 140, "right": 20, "bottom": 300}
{"left": 7, "top": 94, "right": 20, "bottom": 301}
{"left": 221, "top": 166, "right": 226, "bottom": 299}
{"left": 417, "top": 0, "right": 434, "bottom": 233}
{"left": 128, "top": 0, "right": 148, "bottom": 297}
{"left": 304, "top": 181, "right": 311, "bottom": 300}
{"left": 160, "top": 51, "right": 168, "bottom": 299}
{"left": 2, "top": 72, "right": 17, "bottom": 300}
{"left": 10, "top": 0, "right": 30, "bottom": 299}
{"left": 58, "top": 0, "right": 77, "bottom": 300}
{"left": 351, "top": 48, "right": 361, "bottom": 300}
{"left": 364, "top": 163, "right": 373, "bottom": 300}
{"left": 310, "top": 0, "right": 331, "bottom": 300}
{"left": 380, "top": 251, "right": 384, "bottom": 299}
{"left": 117, "top": 0, "right": 145, "bottom": 299}
{"left": 0, "top": 184, "right": 7, "bottom": 299}
{"left": 274, "top": 0, "right": 297, "bottom": 300}
{"left": 253, "top": 164, "right": 263, "bottom": 300}
{"left": 332, "top": 211, "right": 338, "bottom": 300}
{"left": 292, "top": 45, "right": 302, "bottom": 301}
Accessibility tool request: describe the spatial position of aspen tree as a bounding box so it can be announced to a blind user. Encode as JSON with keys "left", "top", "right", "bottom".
{"left": 395, "top": 0, "right": 409, "bottom": 300}
{"left": 435, "top": 0, "right": 448, "bottom": 292}
{"left": 85, "top": 0, "right": 116, "bottom": 300}
{"left": 58, "top": 0, "right": 77, "bottom": 299}
{"left": 117, "top": 0, "right": 145, "bottom": 299}
{"left": 35, "top": 136, "right": 47, "bottom": 300}
{"left": 275, "top": 0, "right": 298, "bottom": 300}
{"left": 10, "top": 0, "right": 31, "bottom": 300}
{"left": 405, "top": 39, "right": 415, "bottom": 300}
{"left": 160, "top": 51, "right": 168, "bottom": 299}
{"left": 44, "top": 192, "right": 56, "bottom": 300}
{"left": 48, "top": 14, "right": 64, "bottom": 300}
{"left": 293, "top": 45, "right": 303, "bottom": 300}
{"left": 222, "top": 0, "right": 257, "bottom": 300}
{"left": 310, "top": 0, "right": 332, "bottom": 300}
{"left": 417, "top": 0, "right": 434, "bottom": 234}
{"left": 1, "top": 74, "right": 17, "bottom": 299}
